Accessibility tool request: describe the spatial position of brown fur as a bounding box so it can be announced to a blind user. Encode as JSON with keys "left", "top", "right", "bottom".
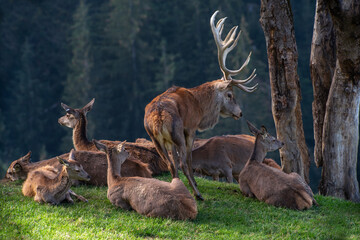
{"left": 94, "top": 140, "right": 198, "bottom": 220}
{"left": 144, "top": 81, "right": 242, "bottom": 200}
{"left": 238, "top": 122, "right": 317, "bottom": 210}
{"left": 22, "top": 155, "right": 90, "bottom": 205}
{"left": 58, "top": 99, "right": 167, "bottom": 175}
{"left": 70, "top": 150, "right": 152, "bottom": 186}
{"left": 5, "top": 152, "right": 67, "bottom": 181}
{"left": 192, "top": 134, "right": 281, "bottom": 183}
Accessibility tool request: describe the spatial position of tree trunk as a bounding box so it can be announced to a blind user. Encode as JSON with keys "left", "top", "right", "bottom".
{"left": 260, "top": 0, "right": 310, "bottom": 183}
{"left": 319, "top": 0, "right": 360, "bottom": 202}
{"left": 310, "top": 0, "right": 336, "bottom": 168}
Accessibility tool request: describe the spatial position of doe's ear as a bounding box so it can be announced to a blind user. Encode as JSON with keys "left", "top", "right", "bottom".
{"left": 21, "top": 151, "right": 32, "bottom": 163}
{"left": 260, "top": 126, "right": 268, "bottom": 135}
{"left": 13, "top": 163, "right": 22, "bottom": 172}
{"left": 61, "top": 102, "right": 76, "bottom": 115}
{"left": 93, "top": 139, "right": 107, "bottom": 153}
{"left": 57, "top": 157, "right": 69, "bottom": 166}
{"left": 82, "top": 98, "right": 95, "bottom": 114}
{"left": 69, "top": 149, "right": 76, "bottom": 161}
{"left": 247, "top": 120, "right": 260, "bottom": 136}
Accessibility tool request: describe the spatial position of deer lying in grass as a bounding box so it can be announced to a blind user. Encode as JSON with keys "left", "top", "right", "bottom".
{"left": 191, "top": 134, "right": 281, "bottom": 183}
{"left": 58, "top": 98, "right": 168, "bottom": 175}
{"left": 5, "top": 151, "right": 68, "bottom": 181}
{"left": 70, "top": 149, "right": 152, "bottom": 186}
{"left": 94, "top": 140, "right": 197, "bottom": 220}
{"left": 239, "top": 122, "right": 317, "bottom": 210}
{"left": 144, "top": 10, "right": 258, "bottom": 200}
{"left": 22, "top": 150, "right": 90, "bottom": 205}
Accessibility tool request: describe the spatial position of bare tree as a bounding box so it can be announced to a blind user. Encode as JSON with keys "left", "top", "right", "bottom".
{"left": 318, "top": 0, "right": 360, "bottom": 202}
{"left": 259, "top": 0, "right": 310, "bottom": 182}
{"left": 310, "top": 0, "right": 336, "bottom": 168}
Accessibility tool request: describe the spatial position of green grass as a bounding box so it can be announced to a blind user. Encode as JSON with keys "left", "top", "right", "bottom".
{"left": 1, "top": 173, "right": 360, "bottom": 240}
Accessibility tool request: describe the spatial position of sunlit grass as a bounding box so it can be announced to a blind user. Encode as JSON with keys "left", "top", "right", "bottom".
{"left": 1, "top": 173, "right": 360, "bottom": 239}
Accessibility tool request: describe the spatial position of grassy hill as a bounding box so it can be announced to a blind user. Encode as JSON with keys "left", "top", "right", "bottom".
{"left": 1, "top": 173, "right": 360, "bottom": 240}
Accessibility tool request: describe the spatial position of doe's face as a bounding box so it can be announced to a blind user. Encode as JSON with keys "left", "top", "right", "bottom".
{"left": 6, "top": 163, "right": 26, "bottom": 181}
{"left": 112, "top": 147, "right": 129, "bottom": 166}
{"left": 5, "top": 152, "right": 31, "bottom": 181}
{"left": 262, "top": 132, "right": 284, "bottom": 152}
{"left": 58, "top": 113, "right": 79, "bottom": 128}
{"left": 220, "top": 88, "right": 242, "bottom": 120}
{"left": 66, "top": 161, "right": 90, "bottom": 181}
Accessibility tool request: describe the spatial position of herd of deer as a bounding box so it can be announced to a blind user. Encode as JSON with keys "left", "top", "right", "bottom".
{"left": 4, "top": 11, "right": 317, "bottom": 221}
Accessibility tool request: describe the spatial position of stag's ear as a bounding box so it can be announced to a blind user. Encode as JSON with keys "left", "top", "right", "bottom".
{"left": 93, "top": 139, "right": 107, "bottom": 153}
{"left": 216, "top": 80, "right": 232, "bottom": 90}
{"left": 247, "top": 120, "right": 260, "bottom": 136}
{"left": 82, "top": 98, "right": 95, "bottom": 114}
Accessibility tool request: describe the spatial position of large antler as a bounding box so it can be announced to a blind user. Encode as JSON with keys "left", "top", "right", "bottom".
{"left": 210, "top": 10, "right": 258, "bottom": 92}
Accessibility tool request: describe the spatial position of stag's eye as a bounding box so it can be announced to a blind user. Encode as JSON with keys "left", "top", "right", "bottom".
{"left": 227, "top": 92, "right": 233, "bottom": 99}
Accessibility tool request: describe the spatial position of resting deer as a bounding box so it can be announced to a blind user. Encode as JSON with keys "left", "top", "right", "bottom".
{"left": 94, "top": 140, "right": 197, "bottom": 220}
{"left": 58, "top": 98, "right": 168, "bottom": 175}
{"left": 192, "top": 134, "right": 281, "bottom": 183}
{"left": 22, "top": 150, "right": 90, "bottom": 205}
{"left": 69, "top": 149, "right": 152, "bottom": 186}
{"left": 239, "top": 121, "right": 317, "bottom": 210}
{"left": 144, "top": 10, "right": 257, "bottom": 200}
{"left": 5, "top": 151, "right": 67, "bottom": 181}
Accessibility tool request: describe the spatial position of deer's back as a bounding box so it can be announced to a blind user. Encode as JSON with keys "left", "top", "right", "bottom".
{"left": 240, "top": 162, "right": 313, "bottom": 209}
{"left": 72, "top": 151, "right": 152, "bottom": 186}
{"left": 108, "top": 177, "right": 197, "bottom": 220}
{"left": 144, "top": 87, "right": 202, "bottom": 133}
{"left": 22, "top": 166, "right": 61, "bottom": 197}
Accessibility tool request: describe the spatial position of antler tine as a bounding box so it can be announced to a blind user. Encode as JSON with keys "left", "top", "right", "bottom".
{"left": 210, "top": 10, "right": 257, "bottom": 92}
{"left": 227, "top": 51, "right": 252, "bottom": 76}
{"left": 231, "top": 69, "right": 257, "bottom": 84}
{"left": 235, "top": 82, "right": 258, "bottom": 93}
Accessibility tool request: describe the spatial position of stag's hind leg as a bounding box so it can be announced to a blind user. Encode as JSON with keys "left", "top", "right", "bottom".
{"left": 148, "top": 135, "right": 178, "bottom": 178}
{"left": 174, "top": 140, "right": 204, "bottom": 201}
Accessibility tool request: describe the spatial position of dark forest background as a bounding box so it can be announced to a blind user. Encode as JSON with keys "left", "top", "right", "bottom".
{"left": 0, "top": 0, "right": 356, "bottom": 191}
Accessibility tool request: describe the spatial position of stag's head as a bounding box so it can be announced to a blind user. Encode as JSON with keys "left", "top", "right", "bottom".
{"left": 5, "top": 151, "right": 32, "bottom": 181}
{"left": 210, "top": 10, "right": 257, "bottom": 120}
{"left": 58, "top": 98, "right": 95, "bottom": 128}
{"left": 58, "top": 150, "right": 91, "bottom": 181}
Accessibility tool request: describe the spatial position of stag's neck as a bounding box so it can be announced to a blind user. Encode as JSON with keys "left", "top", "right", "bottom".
{"left": 52, "top": 167, "right": 72, "bottom": 199}
{"left": 106, "top": 153, "right": 122, "bottom": 188}
{"left": 73, "top": 115, "right": 93, "bottom": 151}
{"left": 249, "top": 135, "right": 267, "bottom": 163}
{"left": 190, "top": 81, "right": 221, "bottom": 131}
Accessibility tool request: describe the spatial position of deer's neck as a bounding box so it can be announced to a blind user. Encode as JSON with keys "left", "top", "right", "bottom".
{"left": 191, "top": 82, "right": 221, "bottom": 131}
{"left": 73, "top": 115, "right": 93, "bottom": 151}
{"left": 52, "top": 167, "right": 72, "bottom": 199}
{"left": 249, "top": 136, "right": 267, "bottom": 163}
{"left": 106, "top": 153, "right": 122, "bottom": 188}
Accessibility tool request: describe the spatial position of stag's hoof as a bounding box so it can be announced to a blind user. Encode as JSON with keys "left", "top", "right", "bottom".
{"left": 196, "top": 194, "right": 204, "bottom": 201}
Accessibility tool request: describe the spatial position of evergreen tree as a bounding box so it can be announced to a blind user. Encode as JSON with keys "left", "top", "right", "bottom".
{"left": 61, "top": 0, "right": 93, "bottom": 151}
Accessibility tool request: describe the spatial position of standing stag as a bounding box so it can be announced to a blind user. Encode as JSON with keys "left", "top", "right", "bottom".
{"left": 144, "top": 10, "right": 257, "bottom": 200}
